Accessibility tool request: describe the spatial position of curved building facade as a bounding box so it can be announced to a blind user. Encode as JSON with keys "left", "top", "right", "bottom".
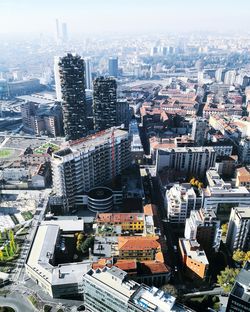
{"left": 87, "top": 187, "right": 113, "bottom": 212}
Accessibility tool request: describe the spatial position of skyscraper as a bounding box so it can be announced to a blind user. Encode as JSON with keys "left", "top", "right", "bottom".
{"left": 93, "top": 76, "right": 117, "bottom": 131}
{"left": 108, "top": 57, "right": 118, "bottom": 78}
{"left": 58, "top": 53, "right": 87, "bottom": 140}
{"left": 55, "top": 19, "right": 68, "bottom": 44}
{"left": 61, "top": 22, "right": 68, "bottom": 43}
{"left": 55, "top": 19, "right": 60, "bottom": 45}
{"left": 85, "top": 58, "right": 92, "bottom": 90}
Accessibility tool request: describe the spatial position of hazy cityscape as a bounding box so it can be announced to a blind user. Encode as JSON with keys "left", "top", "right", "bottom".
{"left": 0, "top": 1, "right": 250, "bottom": 312}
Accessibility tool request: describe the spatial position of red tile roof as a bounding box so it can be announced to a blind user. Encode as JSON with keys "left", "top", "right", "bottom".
{"left": 118, "top": 237, "right": 160, "bottom": 251}
{"left": 96, "top": 213, "right": 144, "bottom": 223}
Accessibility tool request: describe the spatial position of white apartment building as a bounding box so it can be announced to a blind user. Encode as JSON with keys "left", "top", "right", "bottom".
{"left": 203, "top": 168, "right": 250, "bottom": 217}
{"left": 202, "top": 185, "right": 250, "bottom": 214}
{"left": 51, "top": 128, "right": 131, "bottom": 212}
{"left": 166, "top": 184, "right": 199, "bottom": 224}
{"left": 83, "top": 266, "right": 191, "bottom": 312}
{"left": 226, "top": 207, "right": 250, "bottom": 252}
{"left": 184, "top": 209, "right": 221, "bottom": 252}
{"left": 156, "top": 147, "right": 216, "bottom": 176}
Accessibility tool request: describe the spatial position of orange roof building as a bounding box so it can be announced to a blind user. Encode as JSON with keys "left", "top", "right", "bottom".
{"left": 95, "top": 213, "right": 144, "bottom": 232}
{"left": 118, "top": 236, "right": 161, "bottom": 261}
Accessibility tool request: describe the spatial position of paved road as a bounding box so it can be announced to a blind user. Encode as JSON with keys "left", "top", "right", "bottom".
{"left": 0, "top": 293, "right": 35, "bottom": 312}
{"left": 183, "top": 287, "right": 224, "bottom": 297}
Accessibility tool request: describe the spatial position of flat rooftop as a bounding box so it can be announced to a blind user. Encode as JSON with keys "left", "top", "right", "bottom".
{"left": 53, "top": 128, "right": 129, "bottom": 161}
{"left": 179, "top": 239, "right": 209, "bottom": 265}
{"left": 86, "top": 267, "right": 138, "bottom": 298}
{"left": 130, "top": 285, "right": 176, "bottom": 312}
{"left": 234, "top": 207, "right": 250, "bottom": 219}
{"left": 231, "top": 262, "right": 250, "bottom": 303}
{"left": 27, "top": 223, "right": 91, "bottom": 286}
{"left": 41, "top": 218, "right": 84, "bottom": 232}
{"left": 17, "top": 95, "right": 55, "bottom": 105}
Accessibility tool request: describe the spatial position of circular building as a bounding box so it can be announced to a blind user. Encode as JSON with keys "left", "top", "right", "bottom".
{"left": 87, "top": 187, "right": 113, "bottom": 212}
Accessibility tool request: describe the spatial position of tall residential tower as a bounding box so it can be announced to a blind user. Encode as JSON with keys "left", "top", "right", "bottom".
{"left": 93, "top": 76, "right": 117, "bottom": 131}
{"left": 57, "top": 53, "right": 87, "bottom": 140}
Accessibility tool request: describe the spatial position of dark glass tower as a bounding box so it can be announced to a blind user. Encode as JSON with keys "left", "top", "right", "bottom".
{"left": 108, "top": 57, "right": 118, "bottom": 78}
{"left": 58, "top": 53, "right": 87, "bottom": 141}
{"left": 93, "top": 76, "right": 117, "bottom": 131}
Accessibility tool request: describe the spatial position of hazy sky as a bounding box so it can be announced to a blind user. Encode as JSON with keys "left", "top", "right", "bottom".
{"left": 0, "top": 0, "right": 250, "bottom": 35}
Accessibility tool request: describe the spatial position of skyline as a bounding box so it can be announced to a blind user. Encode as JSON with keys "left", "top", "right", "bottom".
{"left": 1, "top": 0, "right": 250, "bottom": 36}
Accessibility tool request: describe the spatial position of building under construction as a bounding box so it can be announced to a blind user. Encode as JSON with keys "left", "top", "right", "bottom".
{"left": 51, "top": 128, "right": 131, "bottom": 212}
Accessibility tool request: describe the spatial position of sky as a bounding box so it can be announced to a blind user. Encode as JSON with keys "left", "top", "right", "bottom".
{"left": 0, "top": 0, "right": 250, "bottom": 36}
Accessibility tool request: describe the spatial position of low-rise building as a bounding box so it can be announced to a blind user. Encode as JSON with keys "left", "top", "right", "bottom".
{"left": 118, "top": 236, "right": 161, "bottom": 261}
{"left": 236, "top": 167, "right": 250, "bottom": 189}
{"left": 92, "top": 258, "right": 171, "bottom": 287}
{"left": 25, "top": 220, "right": 91, "bottom": 298}
{"left": 96, "top": 213, "right": 144, "bottom": 233}
{"left": 179, "top": 238, "right": 209, "bottom": 280}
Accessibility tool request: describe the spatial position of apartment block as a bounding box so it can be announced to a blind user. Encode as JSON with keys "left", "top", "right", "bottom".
{"left": 156, "top": 147, "right": 216, "bottom": 176}
{"left": 184, "top": 209, "right": 221, "bottom": 253}
{"left": 83, "top": 266, "right": 193, "bottom": 312}
{"left": 51, "top": 128, "right": 131, "bottom": 212}
{"left": 166, "top": 184, "right": 199, "bottom": 224}
{"left": 57, "top": 53, "right": 87, "bottom": 140}
{"left": 179, "top": 238, "right": 209, "bottom": 280}
{"left": 93, "top": 76, "right": 117, "bottom": 131}
{"left": 118, "top": 236, "right": 161, "bottom": 261}
{"left": 226, "top": 262, "right": 250, "bottom": 312}
{"left": 226, "top": 207, "right": 250, "bottom": 252}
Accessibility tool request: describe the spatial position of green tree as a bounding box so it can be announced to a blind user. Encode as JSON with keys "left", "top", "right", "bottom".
{"left": 221, "top": 223, "right": 228, "bottom": 236}
{"left": 4, "top": 245, "right": 9, "bottom": 258}
{"left": 233, "top": 250, "right": 250, "bottom": 265}
{"left": 4, "top": 228, "right": 8, "bottom": 240}
{"left": 161, "top": 284, "right": 177, "bottom": 297}
{"left": 80, "top": 236, "right": 94, "bottom": 254}
{"left": 9, "top": 240, "right": 16, "bottom": 255}
{"left": 8, "top": 229, "right": 14, "bottom": 241}
{"left": 0, "top": 249, "right": 4, "bottom": 261}
{"left": 217, "top": 267, "right": 240, "bottom": 292}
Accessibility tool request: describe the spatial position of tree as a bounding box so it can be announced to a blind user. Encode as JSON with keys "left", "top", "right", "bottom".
{"left": 198, "top": 182, "right": 204, "bottom": 189}
{"left": 80, "top": 236, "right": 94, "bottom": 254}
{"left": 217, "top": 267, "right": 240, "bottom": 292}
{"left": 0, "top": 249, "right": 4, "bottom": 261}
{"left": 233, "top": 250, "right": 250, "bottom": 265}
{"left": 161, "top": 284, "right": 177, "bottom": 297}
{"left": 9, "top": 240, "right": 16, "bottom": 255}
{"left": 8, "top": 229, "right": 14, "bottom": 241}
{"left": 190, "top": 178, "right": 196, "bottom": 185}
{"left": 4, "top": 245, "right": 9, "bottom": 258}
{"left": 221, "top": 223, "right": 228, "bottom": 236}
